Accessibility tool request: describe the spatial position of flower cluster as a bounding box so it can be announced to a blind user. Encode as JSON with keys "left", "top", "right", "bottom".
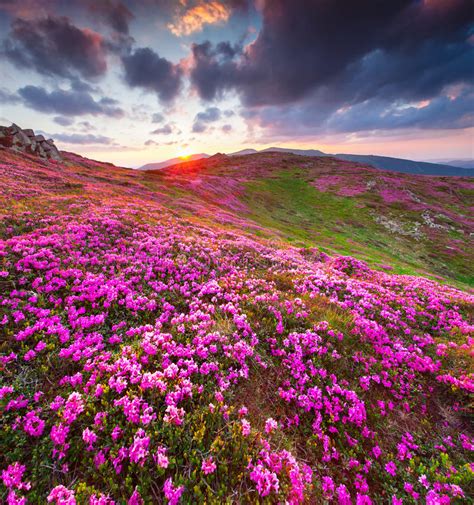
{"left": 0, "top": 151, "right": 473, "bottom": 503}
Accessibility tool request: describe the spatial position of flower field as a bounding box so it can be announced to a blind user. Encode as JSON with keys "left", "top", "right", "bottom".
{"left": 1, "top": 150, "right": 473, "bottom": 504}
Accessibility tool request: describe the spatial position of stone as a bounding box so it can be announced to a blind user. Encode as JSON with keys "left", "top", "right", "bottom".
{"left": 0, "top": 124, "right": 62, "bottom": 161}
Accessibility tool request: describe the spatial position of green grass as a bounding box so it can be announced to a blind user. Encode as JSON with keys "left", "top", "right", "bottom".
{"left": 243, "top": 169, "right": 473, "bottom": 287}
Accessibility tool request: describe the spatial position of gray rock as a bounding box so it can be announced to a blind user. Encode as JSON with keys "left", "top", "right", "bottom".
{"left": 0, "top": 124, "right": 62, "bottom": 161}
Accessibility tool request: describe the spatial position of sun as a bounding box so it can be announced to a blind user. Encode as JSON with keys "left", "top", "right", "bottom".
{"left": 177, "top": 148, "right": 192, "bottom": 160}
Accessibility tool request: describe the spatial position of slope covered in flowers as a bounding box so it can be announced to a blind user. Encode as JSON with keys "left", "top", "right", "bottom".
{"left": 0, "top": 150, "right": 473, "bottom": 504}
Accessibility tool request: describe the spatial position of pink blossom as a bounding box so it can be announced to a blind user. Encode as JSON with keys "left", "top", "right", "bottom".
{"left": 163, "top": 478, "right": 184, "bottom": 505}
{"left": 385, "top": 461, "right": 397, "bottom": 477}
{"left": 202, "top": 456, "right": 216, "bottom": 475}
{"left": 47, "top": 485, "right": 76, "bottom": 504}
{"left": 264, "top": 417, "right": 278, "bottom": 434}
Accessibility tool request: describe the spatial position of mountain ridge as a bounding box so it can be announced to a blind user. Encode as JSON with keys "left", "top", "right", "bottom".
{"left": 141, "top": 147, "right": 472, "bottom": 176}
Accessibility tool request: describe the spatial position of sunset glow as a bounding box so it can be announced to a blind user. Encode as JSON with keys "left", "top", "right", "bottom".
{"left": 0, "top": 2, "right": 473, "bottom": 503}
{"left": 0, "top": 0, "right": 471, "bottom": 167}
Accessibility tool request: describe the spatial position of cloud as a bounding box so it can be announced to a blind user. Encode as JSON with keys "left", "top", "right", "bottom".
{"left": 326, "top": 88, "right": 474, "bottom": 133}
{"left": 144, "top": 138, "right": 178, "bottom": 146}
{"left": 53, "top": 116, "right": 74, "bottom": 126}
{"left": 192, "top": 106, "right": 221, "bottom": 132}
{"left": 189, "top": 40, "right": 241, "bottom": 101}
{"left": 88, "top": 0, "right": 133, "bottom": 34}
{"left": 248, "top": 85, "right": 474, "bottom": 139}
{"left": 77, "top": 121, "right": 96, "bottom": 131}
{"left": 222, "top": 123, "right": 232, "bottom": 133}
{"left": 18, "top": 85, "right": 124, "bottom": 117}
{"left": 122, "top": 47, "right": 183, "bottom": 102}
{"left": 189, "top": 0, "right": 474, "bottom": 137}
{"left": 144, "top": 139, "right": 158, "bottom": 146}
{"left": 0, "top": 87, "right": 20, "bottom": 104}
{"left": 152, "top": 112, "right": 165, "bottom": 123}
{"left": 52, "top": 132, "right": 115, "bottom": 144}
{"left": 168, "top": 1, "right": 230, "bottom": 37}
{"left": 2, "top": 15, "right": 108, "bottom": 80}
{"left": 151, "top": 124, "right": 173, "bottom": 135}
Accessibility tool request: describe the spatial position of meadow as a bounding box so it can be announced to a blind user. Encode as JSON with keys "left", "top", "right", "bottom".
{"left": 0, "top": 150, "right": 473, "bottom": 504}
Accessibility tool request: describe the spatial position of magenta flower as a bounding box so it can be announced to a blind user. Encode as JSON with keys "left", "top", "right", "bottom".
{"left": 163, "top": 478, "right": 184, "bottom": 505}
{"left": 264, "top": 417, "right": 278, "bottom": 434}
{"left": 23, "top": 410, "right": 45, "bottom": 437}
{"left": 201, "top": 456, "right": 217, "bottom": 475}
{"left": 385, "top": 461, "right": 397, "bottom": 477}
{"left": 153, "top": 447, "right": 169, "bottom": 469}
{"left": 128, "top": 488, "right": 143, "bottom": 505}
{"left": 2, "top": 462, "right": 29, "bottom": 490}
{"left": 82, "top": 428, "right": 98, "bottom": 450}
{"left": 241, "top": 419, "right": 251, "bottom": 436}
{"left": 47, "top": 485, "right": 76, "bottom": 504}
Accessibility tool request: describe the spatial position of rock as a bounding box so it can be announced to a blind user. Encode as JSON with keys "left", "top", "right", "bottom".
{"left": 0, "top": 124, "right": 62, "bottom": 161}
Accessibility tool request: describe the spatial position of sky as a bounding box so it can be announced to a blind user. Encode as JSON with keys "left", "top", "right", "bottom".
{"left": 0, "top": 0, "right": 473, "bottom": 168}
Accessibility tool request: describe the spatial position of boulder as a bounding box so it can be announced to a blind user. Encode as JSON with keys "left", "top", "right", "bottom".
{"left": 0, "top": 124, "right": 62, "bottom": 161}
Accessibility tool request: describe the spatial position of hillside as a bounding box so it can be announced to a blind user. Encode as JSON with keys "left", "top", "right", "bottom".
{"left": 140, "top": 154, "right": 210, "bottom": 171}
{"left": 442, "top": 160, "right": 474, "bottom": 170}
{"left": 332, "top": 154, "right": 473, "bottom": 177}
{"left": 146, "top": 152, "right": 474, "bottom": 287}
{"left": 0, "top": 149, "right": 473, "bottom": 504}
{"left": 146, "top": 148, "right": 472, "bottom": 176}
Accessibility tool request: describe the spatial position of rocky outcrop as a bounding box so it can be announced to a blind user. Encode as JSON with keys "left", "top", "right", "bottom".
{"left": 0, "top": 124, "right": 62, "bottom": 161}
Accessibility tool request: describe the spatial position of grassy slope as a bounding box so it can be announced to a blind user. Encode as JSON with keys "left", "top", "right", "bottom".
{"left": 0, "top": 149, "right": 472, "bottom": 287}
{"left": 0, "top": 149, "right": 473, "bottom": 503}
{"left": 243, "top": 169, "right": 473, "bottom": 286}
{"left": 148, "top": 153, "right": 473, "bottom": 288}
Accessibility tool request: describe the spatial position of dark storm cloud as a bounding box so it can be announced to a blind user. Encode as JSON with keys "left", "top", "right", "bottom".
{"left": 327, "top": 89, "right": 474, "bottom": 132}
{"left": 2, "top": 15, "right": 108, "bottom": 80}
{"left": 121, "top": 47, "right": 183, "bottom": 103}
{"left": 89, "top": 0, "right": 134, "bottom": 34}
{"left": 0, "top": 87, "right": 20, "bottom": 104}
{"left": 18, "top": 85, "right": 124, "bottom": 117}
{"left": 189, "top": 0, "right": 474, "bottom": 132}
{"left": 250, "top": 85, "right": 474, "bottom": 138}
{"left": 190, "top": 41, "right": 242, "bottom": 101}
{"left": 192, "top": 106, "right": 222, "bottom": 133}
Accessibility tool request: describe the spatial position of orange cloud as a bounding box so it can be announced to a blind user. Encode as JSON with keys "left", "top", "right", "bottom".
{"left": 168, "top": 1, "right": 230, "bottom": 37}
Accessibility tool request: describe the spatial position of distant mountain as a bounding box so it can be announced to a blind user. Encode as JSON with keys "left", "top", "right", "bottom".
{"left": 225, "top": 147, "right": 472, "bottom": 176}
{"left": 140, "top": 153, "right": 209, "bottom": 170}
{"left": 261, "top": 147, "right": 326, "bottom": 156}
{"left": 439, "top": 159, "right": 474, "bottom": 169}
{"left": 333, "top": 154, "right": 473, "bottom": 176}
{"left": 140, "top": 148, "right": 472, "bottom": 177}
{"left": 229, "top": 148, "right": 258, "bottom": 156}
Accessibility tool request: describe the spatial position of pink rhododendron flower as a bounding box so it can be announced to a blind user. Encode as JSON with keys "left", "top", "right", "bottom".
{"left": 264, "top": 417, "right": 278, "bottom": 434}
{"left": 163, "top": 478, "right": 184, "bottom": 505}
{"left": 385, "top": 461, "right": 397, "bottom": 477}
{"left": 47, "top": 485, "right": 76, "bottom": 504}
{"left": 201, "top": 456, "right": 216, "bottom": 475}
